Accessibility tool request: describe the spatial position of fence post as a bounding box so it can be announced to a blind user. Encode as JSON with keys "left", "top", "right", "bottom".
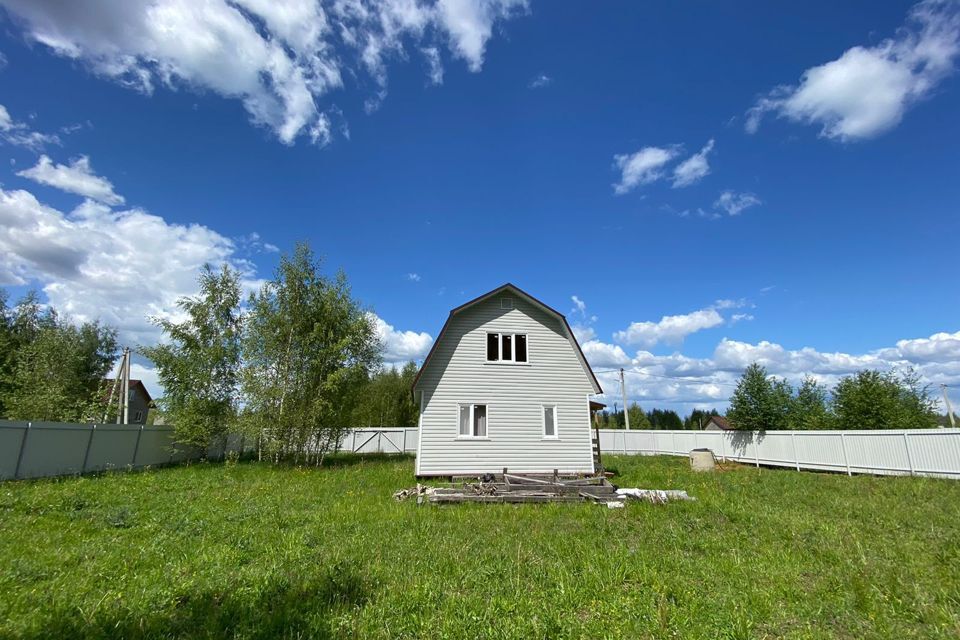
{"left": 840, "top": 432, "right": 851, "bottom": 476}
{"left": 377, "top": 430, "right": 382, "bottom": 453}
{"left": 132, "top": 424, "right": 144, "bottom": 467}
{"left": 791, "top": 431, "right": 800, "bottom": 471}
{"left": 753, "top": 431, "right": 760, "bottom": 468}
{"left": 351, "top": 430, "right": 357, "bottom": 453}
{"left": 903, "top": 432, "right": 915, "bottom": 476}
{"left": 622, "top": 431, "right": 627, "bottom": 454}
{"left": 82, "top": 424, "right": 96, "bottom": 474}
{"left": 653, "top": 430, "right": 658, "bottom": 456}
{"left": 672, "top": 431, "right": 677, "bottom": 456}
{"left": 402, "top": 428, "right": 407, "bottom": 453}
{"left": 13, "top": 422, "right": 31, "bottom": 480}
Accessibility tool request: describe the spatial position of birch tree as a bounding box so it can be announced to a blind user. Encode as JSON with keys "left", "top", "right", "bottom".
{"left": 140, "top": 265, "right": 242, "bottom": 449}
{"left": 240, "top": 243, "right": 380, "bottom": 464}
{"left": 728, "top": 363, "right": 793, "bottom": 431}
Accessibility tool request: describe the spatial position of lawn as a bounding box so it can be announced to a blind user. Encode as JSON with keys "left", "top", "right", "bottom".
{"left": 1, "top": 455, "right": 958, "bottom": 640}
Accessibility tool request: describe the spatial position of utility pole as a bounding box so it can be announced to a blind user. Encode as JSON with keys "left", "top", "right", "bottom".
{"left": 122, "top": 347, "right": 130, "bottom": 426}
{"left": 943, "top": 384, "right": 956, "bottom": 429}
{"left": 112, "top": 348, "right": 131, "bottom": 425}
{"left": 620, "top": 368, "right": 631, "bottom": 430}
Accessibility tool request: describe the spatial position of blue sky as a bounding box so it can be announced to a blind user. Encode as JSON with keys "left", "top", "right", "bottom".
{"left": 1, "top": 0, "right": 958, "bottom": 413}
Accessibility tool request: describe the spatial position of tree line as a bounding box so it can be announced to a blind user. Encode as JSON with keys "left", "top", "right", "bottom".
{"left": 726, "top": 363, "right": 940, "bottom": 431}
{"left": 597, "top": 362, "right": 944, "bottom": 432}
{"left": 595, "top": 405, "right": 721, "bottom": 430}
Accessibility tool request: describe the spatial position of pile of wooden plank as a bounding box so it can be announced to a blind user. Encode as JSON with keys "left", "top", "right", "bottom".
{"left": 424, "top": 473, "right": 624, "bottom": 505}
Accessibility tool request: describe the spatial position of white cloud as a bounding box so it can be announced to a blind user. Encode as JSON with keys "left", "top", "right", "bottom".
{"left": 581, "top": 340, "right": 631, "bottom": 368}
{"left": 17, "top": 155, "right": 125, "bottom": 205}
{"left": 714, "top": 190, "right": 761, "bottom": 216}
{"left": 614, "top": 308, "right": 724, "bottom": 347}
{"left": 370, "top": 313, "right": 434, "bottom": 364}
{"left": 0, "top": 187, "right": 255, "bottom": 346}
{"left": 407, "top": 272, "right": 422, "bottom": 282}
{"left": 746, "top": 0, "right": 960, "bottom": 141}
{"left": 422, "top": 46, "right": 444, "bottom": 85}
{"left": 0, "top": 103, "right": 60, "bottom": 151}
{"left": 236, "top": 232, "right": 279, "bottom": 254}
{"left": 713, "top": 298, "right": 751, "bottom": 310}
{"left": 671, "top": 138, "right": 714, "bottom": 188}
{"left": 571, "top": 295, "right": 586, "bottom": 315}
{"left": 436, "top": 0, "right": 528, "bottom": 72}
{"left": 569, "top": 295, "right": 597, "bottom": 343}
{"left": 612, "top": 145, "right": 679, "bottom": 194}
{"left": 528, "top": 72, "right": 551, "bottom": 88}
{"left": 894, "top": 330, "right": 960, "bottom": 363}
{"left": 571, "top": 324, "right": 596, "bottom": 343}
{"left": 1, "top": 0, "right": 528, "bottom": 145}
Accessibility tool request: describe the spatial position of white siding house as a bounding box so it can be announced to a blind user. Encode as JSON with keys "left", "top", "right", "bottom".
{"left": 412, "top": 284, "right": 603, "bottom": 477}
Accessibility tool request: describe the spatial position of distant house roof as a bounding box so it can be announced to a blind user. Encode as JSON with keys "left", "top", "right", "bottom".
{"left": 103, "top": 378, "right": 154, "bottom": 405}
{"left": 705, "top": 415, "right": 732, "bottom": 430}
{"left": 412, "top": 283, "right": 603, "bottom": 395}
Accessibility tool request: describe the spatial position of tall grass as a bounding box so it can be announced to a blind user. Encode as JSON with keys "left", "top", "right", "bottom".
{"left": 1, "top": 455, "right": 958, "bottom": 639}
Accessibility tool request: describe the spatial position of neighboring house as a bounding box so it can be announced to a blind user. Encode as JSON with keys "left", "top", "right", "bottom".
{"left": 412, "top": 283, "right": 603, "bottom": 477}
{"left": 704, "top": 415, "right": 733, "bottom": 431}
{"left": 103, "top": 379, "right": 153, "bottom": 425}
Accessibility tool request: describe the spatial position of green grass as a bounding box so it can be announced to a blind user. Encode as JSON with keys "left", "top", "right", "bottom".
{"left": 1, "top": 455, "right": 958, "bottom": 639}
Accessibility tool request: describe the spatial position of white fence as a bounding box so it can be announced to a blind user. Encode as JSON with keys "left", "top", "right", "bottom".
{"left": 337, "top": 428, "right": 418, "bottom": 454}
{"left": 597, "top": 428, "right": 960, "bottom": 479}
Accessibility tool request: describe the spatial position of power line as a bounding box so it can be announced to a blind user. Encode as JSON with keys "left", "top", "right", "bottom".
{"left": 592, "top": 367, "right": 741, "bottom": 388}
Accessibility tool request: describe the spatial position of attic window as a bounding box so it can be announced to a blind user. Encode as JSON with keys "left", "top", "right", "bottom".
{"left": 501, "top": 297, "right": 514, "bottom": 309}
{"left": 486, "top": 332, "right": 527, "bottom": 363}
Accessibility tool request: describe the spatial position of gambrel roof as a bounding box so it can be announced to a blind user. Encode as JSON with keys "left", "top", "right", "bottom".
{"left": 412, "top": 283, "right": 603, "bottom": 394}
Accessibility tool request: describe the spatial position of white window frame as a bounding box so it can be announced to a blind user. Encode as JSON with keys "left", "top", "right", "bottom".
{"left": 457, "top": 403, "right": 489, "bottom": 439}
{"left": 485, "top": 332, "right": 529, "bottom": 364}
{"left": 541, "top": 404, "right": 558, "bottom": 439}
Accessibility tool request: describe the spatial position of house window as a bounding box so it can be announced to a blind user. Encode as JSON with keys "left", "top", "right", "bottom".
{"left": 501, "top": 297, "right": 514, "bottom": 309}
{"left": 135, "top": 410, "right": 143, "bottom": 423}
{"left": 486, "top": 333, "right": 528, "bottom": 363}
{"left": 459, "top": 404, "right": 487, "bottom": 437}
{"left": 515, "top": 334, "right": 527, "bottom": 362}
{"left": 543, "top": 405, "right": 557, "bottom": 438}
{"left": 486, "top": 333, "right": 499, "bottom": 361}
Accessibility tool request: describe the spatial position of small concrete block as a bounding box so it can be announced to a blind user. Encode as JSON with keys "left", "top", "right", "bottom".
{"left": 689, "top": 448, "right": 716, "bottom": 472}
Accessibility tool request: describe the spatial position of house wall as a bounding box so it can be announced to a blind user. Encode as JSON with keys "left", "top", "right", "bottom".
{"left": 127, "top": 388, "right": 150, "bottom": 424}
{"left": 415, "top": 292, "right": 597, "bottom": 476}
